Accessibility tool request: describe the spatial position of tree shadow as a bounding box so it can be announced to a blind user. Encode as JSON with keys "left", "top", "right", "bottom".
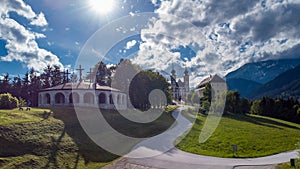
{"left": 43, "top": 128, "right": 66, "bottom": 169}
{"left": 225, "top": 113, "right": 300, "bottom": 130}
{"left": 51, "top": 107, "right": 118, "bottom": 165}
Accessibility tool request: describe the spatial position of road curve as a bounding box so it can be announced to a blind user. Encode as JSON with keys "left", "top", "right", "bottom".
{"left": 110, "top": 106, "right": 299, "bottom": 169}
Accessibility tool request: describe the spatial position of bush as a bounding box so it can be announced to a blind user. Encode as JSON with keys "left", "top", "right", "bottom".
{"left": 0, "top": 93, "right": 19, "bottom": 109}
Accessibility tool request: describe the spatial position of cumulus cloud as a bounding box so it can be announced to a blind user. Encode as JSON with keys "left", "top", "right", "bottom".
{"left": 132, "top": 0, "right": 300, "bottom": 88}
{"left": 125, "top": 40, "right": 137, "bottom": 49}
{"left": 0, "top": 0, "right": 63, "bottom": 72}
{"left": 30, "top": 12, "right": 48, "bottom": 26}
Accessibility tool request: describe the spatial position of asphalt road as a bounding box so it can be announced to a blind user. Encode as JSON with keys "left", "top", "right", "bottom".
{"left": 105, "top": 105, "right": 298, "bottom": 169}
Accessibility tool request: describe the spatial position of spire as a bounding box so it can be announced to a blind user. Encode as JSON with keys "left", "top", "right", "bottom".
{"left": 171, "top": 63, "right": 176, "bottom": 77}
{"left": 76, "top": 65, "right": 84, "bottom": 82}
{"left": 184, "top": 67, "right": 188, "bottom": 76}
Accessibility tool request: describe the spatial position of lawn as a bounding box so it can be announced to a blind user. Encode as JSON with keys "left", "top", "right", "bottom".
{"left": 0, "top": 106, "right": 177, "bottom": 169}
{"left": 0, "top": 108, "right": 51, "bottom": 125}
{"left": 276, "top": 159, "right": 300, "bottom": 169}
{"left": 176, "top": 108, "right": 300, "bottom": 158}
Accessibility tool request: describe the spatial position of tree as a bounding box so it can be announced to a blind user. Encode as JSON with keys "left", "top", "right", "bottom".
{"left": 129, "top": 70, "right": 172, "bottom": 110}
{"left": 224, "top": 91, "right": 240, "bottom": 114}
{"left": 191, "top": 92, "right": 200, "bottom": 106}
{"left": 0, "top": 73, "right": 11, "bottom": 94}
{"left": 201, "top": 83, "right": 212, "bottom": 110}
{"left": 250, "top": 100, "right": 261, "bottom": 115}
{"left": 41, "top": 65, "right": 52, "bottom": 88}
{"left": 28, "top": 68, "right": 42, "bottom": 106}
{"left": 239, "top": 98, "right": 251, "bottom": 114}
{"left": 11, "top": 75, "right": 22, "bottom": 97}
{"left": 0, "top": 93, "right": 19, "bottom": 109}
{"left": 51, "top": 65, "right": 63, "bottom": 86}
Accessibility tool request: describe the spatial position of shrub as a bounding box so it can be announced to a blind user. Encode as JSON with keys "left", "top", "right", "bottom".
{"left": 0, "top": 93, "right": 19, "bottom": 109}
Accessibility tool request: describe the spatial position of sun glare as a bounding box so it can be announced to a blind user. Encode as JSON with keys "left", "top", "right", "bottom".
{"left": 88, "top": 0, "right": 115, "bottom": 15}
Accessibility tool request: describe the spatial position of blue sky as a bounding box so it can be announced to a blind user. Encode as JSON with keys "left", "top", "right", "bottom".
{"left": 1, "top": 0, "right": 300, "bottom": 87}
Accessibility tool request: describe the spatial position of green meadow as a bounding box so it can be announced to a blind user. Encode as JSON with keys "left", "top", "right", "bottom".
{"left": 176, "top": 108, "right": 300, "bottom": 158}
{"left": 0, "top": 106, "right": 177, "bottom": 169}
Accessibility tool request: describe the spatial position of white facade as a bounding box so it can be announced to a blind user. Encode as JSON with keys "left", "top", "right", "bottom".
{"left": 195, "top": 74, "right": 227, "bottom": 101}
{"left": 170, "top": 67, "right": 189, "bottom": 101}
{"left": 38, "top": 82, "right": 127, "bottom": 110}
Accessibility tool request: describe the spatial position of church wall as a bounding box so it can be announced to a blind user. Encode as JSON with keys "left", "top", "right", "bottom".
{"left": 38, "top": 89, "right": 127, "bottom": 110}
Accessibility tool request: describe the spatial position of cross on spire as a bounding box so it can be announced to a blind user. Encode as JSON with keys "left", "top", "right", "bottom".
{"left": 76, "top": 65, "right": 84, "bottom": 82}
{"left": 87, "top": 68, "right": 94, "bottom": 83}
{"left": 63, "top": 69, "right": 71, "bottom": 83}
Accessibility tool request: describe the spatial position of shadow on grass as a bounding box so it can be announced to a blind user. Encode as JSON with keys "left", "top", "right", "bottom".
{"left": 225, "top": 113, "right": 300, "bottom": 130}
{"left": 51, "top": 107, "right": 118, "bottom": 165}
{"left": 44, "top": 128, "right": 66, "bottom": 169}
{"left": 50, "top": 106, "right": 176, "bottom": 165}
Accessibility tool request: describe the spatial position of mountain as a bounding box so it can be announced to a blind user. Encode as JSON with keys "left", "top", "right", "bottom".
{"left": 226, "top": 58, "right": 300, "bottom": 84}
{"left": 250, "top": 64, "right": 300, "bottom": 99}
{"left": 226, "top": 78, "right": 262, "bottom": 98}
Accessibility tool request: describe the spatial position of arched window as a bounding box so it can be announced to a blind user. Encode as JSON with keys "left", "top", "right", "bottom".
{"left": 69, "top": 92, "right": 80, "bottom": 104}
{"left": 99, "top": 93, "right": 106, "bottom": 104}
{"left": 109, "top": 94, "right": 114, "bottom": 104}
{"left": 44, "top": 93, "right": 51, "bottom": 104}
{"left": 84, "top": 92, "right": 94, "bottom": 104}
{"left": 55, "top": 93, "right": 65, "bottom": 104}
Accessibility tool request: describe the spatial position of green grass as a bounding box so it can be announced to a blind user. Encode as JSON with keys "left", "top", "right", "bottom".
{"left": 276, "top": 159, "right": 300, "bottom": 169}
{"left": 176, "top": 108, "right": 300, "bottom": 158}
{"left": 0, "top": 108, "right": 51, "bottom": 125}
{"left": 0, "top": 106, "right": 177, "bottom": 169}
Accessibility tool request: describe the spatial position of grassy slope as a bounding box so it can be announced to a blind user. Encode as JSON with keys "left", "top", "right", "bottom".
{"left": 176, "top": 108, "right": 300, "bottom": 158}
{"left": 276, "top": 159, "right": 300, "bottom": 169}
{"left": 0, "top": 106, "right": 177, "bottom": 169}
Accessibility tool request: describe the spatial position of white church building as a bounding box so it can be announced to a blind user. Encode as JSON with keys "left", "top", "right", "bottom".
{"left": 38, "top": 82, "right": 127, "bottom": 110}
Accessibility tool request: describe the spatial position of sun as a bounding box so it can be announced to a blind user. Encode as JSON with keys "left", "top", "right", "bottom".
{"left": 88, "top": 0, "right": 115, "bottom": 15}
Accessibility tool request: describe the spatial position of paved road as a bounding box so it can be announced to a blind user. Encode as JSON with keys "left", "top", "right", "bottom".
{"left": 104, "top": 105, "right": 298, "bottom": 169}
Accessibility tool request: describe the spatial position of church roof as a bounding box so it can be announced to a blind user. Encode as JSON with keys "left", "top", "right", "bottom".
{"left": 177, "top": 79, "right": 185, "bottom": 87}
{"left": 196, "top": 74, "right": 226, "bottom": 89}
{"left": 40, "top": 82, "right": 121, "bottom": 92}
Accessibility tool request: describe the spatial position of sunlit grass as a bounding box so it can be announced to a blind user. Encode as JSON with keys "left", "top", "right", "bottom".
{"left": 176, "top": 109, "right": 300, "bottom": 158}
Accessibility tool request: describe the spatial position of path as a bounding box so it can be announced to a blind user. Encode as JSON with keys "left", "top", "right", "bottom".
{"left": 104, "top": 105, "right": 298, "bottom": 169}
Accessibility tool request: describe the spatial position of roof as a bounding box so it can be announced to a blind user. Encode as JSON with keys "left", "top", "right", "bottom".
{"left": 177, "top": 79, "right": 185, "bottom": 87}
{"left": 40, "top": 82, "right": 121, "bottom": 92}
{"left": 196, "top": 74, "right": 226, "bottom": 89}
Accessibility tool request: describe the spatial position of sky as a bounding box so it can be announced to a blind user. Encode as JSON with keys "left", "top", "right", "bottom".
{"left": 1, "top": 0, "right": 300, "bottom": 87}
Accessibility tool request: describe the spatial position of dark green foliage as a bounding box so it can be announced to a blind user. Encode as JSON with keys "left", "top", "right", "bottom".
{"left": 129, "top": 70, "right": 172, "bottom": 110}
{"left": 112, "top": 59, "right": 172, "bottom": 110}
{"left": 239, "top": 98, "right": 251, "bottom": 114}
{"left": 0, "top": 93, "right": 19, "bottom": 109}
{"left": 250, "top": 100, "right": 261, "bottom": 115}
{"left": 250, "top": 97, "right": 300, "bottom": 123}
{"left": 224, "top": 91, "right": 241, "bottom": 114}
{"left": 85, "top": 61, "right": 113, "bottom": 86}
{"left": 201, "top": 83, "right": 212, "bottom": 110}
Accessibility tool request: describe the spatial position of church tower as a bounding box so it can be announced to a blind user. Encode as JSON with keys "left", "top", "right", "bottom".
{"left": 170, "top": 65, "right": 178, "bottom": 100}
{"left": 184, "top": 67, "right": 189, "bottom": 93}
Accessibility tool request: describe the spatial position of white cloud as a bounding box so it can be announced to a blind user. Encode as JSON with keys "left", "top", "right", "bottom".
{"left": 30, "top": 12, "right": 48, "bottom": 26}
{"left": 0, "top": 0, "right": 63, "bottom": 72}
{"left": 125, "top": 40, "right": 137, "bottom": 49}
{"left": 132, "top": 0, "right": 300, "bottom": 88}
